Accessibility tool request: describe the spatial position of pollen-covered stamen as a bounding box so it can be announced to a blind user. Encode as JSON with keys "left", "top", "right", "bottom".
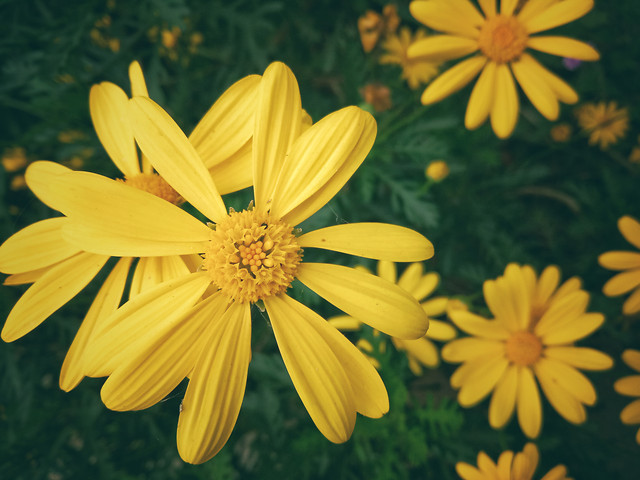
{"left": 478, "top": 14, "right": 528, "bottom": 63}
{"left": 121, "top": 173, "right": 182, "bottom": 204}
{"left": 203, "top": 208, "right": 302, "bottom": 304}
{"left": 505, "top": 330, "right": 543, "bottom": 366}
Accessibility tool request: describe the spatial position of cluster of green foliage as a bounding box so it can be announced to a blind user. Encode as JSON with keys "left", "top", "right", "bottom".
{"left": 1, "top": 0, "right": 640, "bottom": 478}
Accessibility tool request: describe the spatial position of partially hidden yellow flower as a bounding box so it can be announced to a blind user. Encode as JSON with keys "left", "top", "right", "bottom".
{"left": 1, "top": 147, "right": 27, "bottom": 172}
{"left": 380, "top": 27, "right": 440, "bottom": 89}
{"left": 442, "top": 263, "right": 613, "bottom": 438}
{"left": 35, "top": 62, "right": 434, "bottom": 464}
{"left": 0, "top": 61, "right": 259, "bottom": 392}
{"left": 456, "top": 443, "right": 572, "bottom": 480}
{"left": 614, "top": 349, "right": 640, "bottom": 444}
{"left": 330, "top": 261, "right": 456, "bottom": 375}
{"left": 550, "top": 123, "right": 572, "bottom": 142}
{"left": 408, "top": 0, "right": 599, "bottom": 138}
{"left": 599, "top": 216, "right": 640, "bottom": 315}
{"left": 425, "top": 160, "right": 449, "bottom": 181}
{"left": 576, "top": 101, "right": 629, "bottom": 150}
{"left": 358, "top": 4, "right": 400, "bottom": 53}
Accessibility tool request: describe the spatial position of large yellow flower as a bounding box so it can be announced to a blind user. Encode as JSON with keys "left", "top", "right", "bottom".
{"left": 614, "top": 349, "right": 640, "bottom": 444}
{"left": 599, "top": 216, "right": 640, "bottom": 315}
{"left": 0, "top": 61, "right": 259, "bottom": 391}
{"left": 33, "top": 62, "right": 434, "bottom": 464}
{"left": 407, "top": 0, "right": 600, "bottom": 138}
{"left": 456, "top": 443, "right": 572, "bottom": 480}
{"left": 442, "top": 263, "right": 613, "bottom": 438}
{"left": 329, "top": 261, "right": 457, "bottom": 374}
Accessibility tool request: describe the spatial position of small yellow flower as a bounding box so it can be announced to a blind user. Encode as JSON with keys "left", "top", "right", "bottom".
{"left": 1, "top": 147, "right": 27, "bottom": 172}
{"left": 10, "top": 174, "right": 26, "bottom": 190}
{"left": 550, "top": 123, "right": 572, "bottom": 142}
{"left": 357, "top": 4, "right": 400, "bottom": 53}
{"left": 576, "top": 101, "right": 629, "bottom": 149}
{"left": 442, "top": 263, "right": 613, "bottom": 438}
{"left": 408, "top": 0, "right": 600, "bottom": 138}
{"left": 380, "top": 27, "right": 440, "bottom": 89}
{"left": 162, "top": 26, "right": 182, "bottom": 49}
{"left": 361, "top": 83, "right": 392, "bottom": 112}
{"left": 108, "top": 38, "right": 120, "bottom": 52}
{"left": 425, "top": 160, "right": 449, "bottom": 181}
{"left": 58, "top": 130, "right": 86, "bottom": 144}
{"left": 456, "top": 443, "right": 571, "bottom": 480}
{"left": 599, "top": 215, "right": 640, "bottom": 315}
{"left": 614, "top": 349, "right": 640, "bottom": 444}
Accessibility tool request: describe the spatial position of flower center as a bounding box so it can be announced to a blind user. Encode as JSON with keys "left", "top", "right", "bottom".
{"left": 478, "top": 15, "right": 528, "bottom": 63}
{"left": 123, "top": 173, "right": 181, "bottom": 204}
{"left": 203, "top": 208, "right": 302, "bottom": 304}
{"left": 505, "top": 331, "right": 543, "bottom": 366}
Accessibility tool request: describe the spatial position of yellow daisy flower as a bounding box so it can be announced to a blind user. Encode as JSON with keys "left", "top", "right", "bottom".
{"left": 34, "top": 62, "right": 434, "bottom": 464}
{"left": 614, "top": 349, "right": 640, "bottom": 444}
{"left": 599, "top": 216, "right": 640, "bottom": 315}
{"left": 457, "top": 443, "right": 572, "bottom": 480}
{"left": 442, "top": 263, "right": 613, "bottom": 438}
{"left": 380, "top": 27, "right": 440, "bottom": 90}
{"left": 407, "top": 0, "right": 600, "bottom": 138}
{"left": 329, "top": 261, "right": 456, "bottom": 375}
{"left": 576, "top": 101, "right": 629, "bottom": 149}
{"left": 0, "top": 61, "right": 260, "bottom": 391}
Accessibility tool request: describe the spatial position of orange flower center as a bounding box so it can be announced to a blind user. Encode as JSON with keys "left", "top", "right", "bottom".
{"left": 123, "top": 173, "right": 181, "bottom": 204}
{"left": 505, "top": 331, "right": 542, "bottom": 366}
{"left": 478, "top": 15, "right": 528, "bottom": 63}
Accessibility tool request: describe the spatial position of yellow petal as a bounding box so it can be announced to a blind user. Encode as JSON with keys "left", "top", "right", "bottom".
{"left": 441, "top": 337, "right": 504, "bottom": 363}
{"left": 455, "top": 462, "right": 484, "bottom": 480}
{"left": 189, "top": 75, "right": 260, "bottom": 172}
{"left": 457, "top": 355, "right": 509, "bottom": 406}
{"left": 511, "top": 54, "right": 559, "bottom": 120}
{"left": 623, "top": 288, "right": 640, "bottom": 315}
{"left": 4, "top": 269, "right": 47, "bottom": 285}
{"left": 534, "top": 360, "right": 587, "bottom": 424}
{"left": 397, "top": 263, "right": 424, "bottom": 294}
{"left": 478, "top": 0, "right": 496, "bottom": 17}
{"left": 0, "top": 218, "right": 80, "bottom": 274}
{"left": 377, "top": 260, "right": 396, "bottom": 284}
{"left": 450, "top": 351, "right": 504, "bottom": 387}
{"left": 296, "top": 263, "right": 429, "bottom": 339}
{"left": 538, "top": 357, "right": 597, "bottom": 405}
{"left": 207, "top": 139, "right": 252, "bottom": 195}
{"left": 129, "top": 96, "right": 227, "bottom": 223}
{"left": 465, "top": 61, "right": 496, "bottom": 129}
{"left": 274, "top": 107, "right": 376, "bottom": 226}
{"left": 413, "top": 273, "right": 440, "bottom": 302}
{"left": 102, "top": 293, "right": 230, "bottom": 411}
{"left": 265, "top": 294, "right": 356, "bottom": 443}
{"left": 516, "top": 366, "right": 542, "bottom": 438}
{"left": 490, "top": 64, "right": 519, "bottom": 138}
{"left": 1, "top": 252, "right": 109, "bottom": 342}
{"left": 604, "top": 269, "right": 640, "bottom": 296}
{"left": 496, "top": 451, "right": 515, "bottom": 479}
{"left": 448, "top": 309, "right": 510, "bottom": 340}
{"left": 393, "top": 337, "right": 439, "bottom": 368}
{"left": 83, "top": 272, "right": 211, "bottom": 377}
{"left": 622, "top": 349, "right": 640, "bottom": 372}
{"left": 619, "top": 216, "right": 640, "bottom": 249}
{"left": 425, "top": 317, "right": 457, "bottom": 340}
{"left": 327, "top": 315, "right": 362, "bottom": 332}
{"left": 129, "top": 255, "right": 191, "bottom": 299}
{"left": 535, "top": 265, "right": 560, "bottom": 306}
{"left": 270, "top": 294, "right": 388, "bottom": 418}
{"left": 298, "top": 223, "right": 433, "bottom": 262}
{"left": 522, "top": 0, "right": 594, "bottom": 35}
{"left": 541, "top": 312, "right": 605, "bottom": 345}
{"left": 253, "top": 62, "right": 302, "bottom": 210}
{"left": 501, "top": 0, "right": 518, "bottom": 15}
{"left": 527, "top": 36, "right": 599, "bottom": 60}
{"left": 60, "top": 257, "right": 132, "bottom": 391}
{"left": 24, "top": 161, "right": 72, "bottom": 210}
{"left": 410, "top": 1, "right": 482, "bottom": 37}
{"left": 421, "top": 56, "right": 487, "bottom": 105}
{"left": 407, "top": 35, "right": 479, "bottom": 62}
{"left": 128, "top": 61, "right": 149, "bottom": 97}
{"left": 544, "top": 346, "right": 613, "bottom": 371}
{"left": 177, "top": 301, "right": 251, "bottom": 464}
{"left": 90, "top": 82, "right": 139, "bottom": 177}
{"left": 614, "top": 375, "right": 640, "bottom": 397}
{"left": 512, "top": 443, "right": 539, "bottom": 478}
{"left": 43, "top": 171, "right": 210, "bottom": 256}
{"left": 620, "top": 399, "right": 640, "bottom": 424}
{"left": 599, "top": 251, "right": 640, "bottom": 271}
{"left": 489, "top": 364, "right": 518, "bottom": 428}
{"left": 534, "top": 290, "right": 589, "bottom": 336}
{"left": 517, "top": 0, "right": 557, "bottom": 24}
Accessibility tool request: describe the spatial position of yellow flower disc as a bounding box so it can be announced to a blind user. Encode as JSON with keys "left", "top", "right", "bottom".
{"left": 505, "top": 330, "right": 542, "bottom": 366}
{"left": 204, "top": 208, "right": 302, "bottom": 303}
{"left": 478, "top": 15, "right": 528, "bottom": 64}
{"left": 124, "top": 173, "right": 182, "bottom": 204}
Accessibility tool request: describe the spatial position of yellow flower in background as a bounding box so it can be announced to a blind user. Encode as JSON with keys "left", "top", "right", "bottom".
{"left": 550, "top": 123, "right": 572, "bottom": 142}
{"left": 407, "top": 0, "right": 599, "bottom": 138}
{"left": 425, "top": 160, "right": 450, "bottom": 181}
{"left": 380, "top": 27, "right": 440, "bottom": 90}
{"left": 358, "top": 4, "right": 400, "bottom": 53}
{"left": 161, "top": 26, "right": 181, "bottom": 49}
{"left": 456, "top": 443, "right": 572, "bottom": 480}
{"left": 442, "top": 263, "right": 613, "bottom": 438}
{"left": 2, "top": 147, "right": 27, "bottom": 173}
{"left": 576, "top": 101, "right": 629, "bottom": 150}
{"left": 38, "top": 62, "right": 433, "bottom": 464}
{"left": 361, "top": 83, "right": 392, "bottom": 112}
{"left": 599, "top": 216, "right": 640, "bottom": 315}
{"left": 330, "top": 261, "right": 456, "bottom": 375}
{"left": 614, "top": 350, "right": 640, "bottom": 444}
{"left": 0, "top": 61, "right": 260, "bottom": 392}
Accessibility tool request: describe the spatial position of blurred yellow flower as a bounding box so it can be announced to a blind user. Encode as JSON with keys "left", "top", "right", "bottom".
{"left": 442, "top": 263, "right": 613, "bottom": 438}
{"left": 599, "top": 215, "right": 640, "bottom": 315}
{"left": 425, "top": 160, "right": 449, "bottom": 181}
{"left": 614, "top": 349, "right": 640, "bottom": 444}
{"left": 550, "top": 123, "right": 572, "bottom": 142}
{"left": 361, "top": 83, "right": 392, "bottom": 112}
{"left": 576, "top": 101, "right": 629, "bottom": 149}
{"left": 630, "top": 146, "right": 640, "bottom": 163}
{"left": 10, "top": 174, "right": 26, "bottom": 190}
{"left": 408, "top": 0, "right": 599, "bottom": 138}
{"left": 456, "top": 443, "right": 571, "bottom": 480}
{"left": 162, "top": 26, "right": 182, "bottom": 49}
{"left": 380, "top": 27, "right": 440, "bottom": 89}
{"left": 330, "top": 261, "right": 456, "bottom": 375}
{"left": 2, "top": 147, "right": 27, "bottom": 172}
{"left": 58, "top": 130, "right": 86, "bottom": 144}
{"left": 358, "top": 4, "right": 400, "bottom": 53}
